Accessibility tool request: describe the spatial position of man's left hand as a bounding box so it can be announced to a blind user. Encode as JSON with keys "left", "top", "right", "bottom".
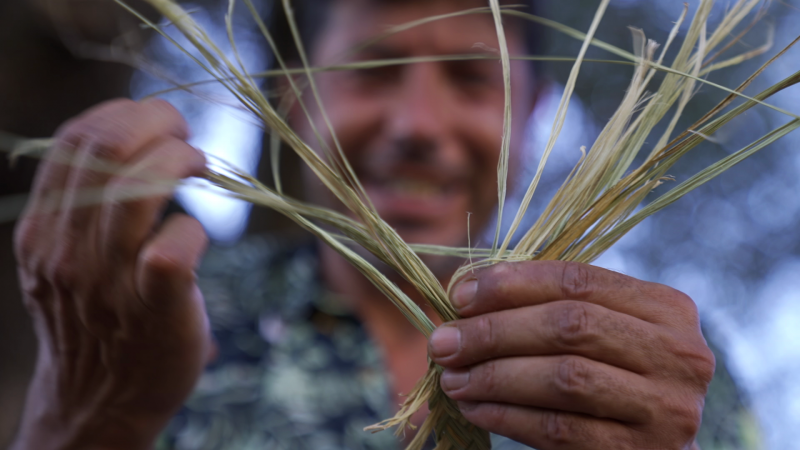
{"left": 428, "top": 261, "right": 714, "bottom": 449}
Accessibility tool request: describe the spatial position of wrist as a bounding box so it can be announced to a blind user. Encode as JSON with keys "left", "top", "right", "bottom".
{"left": 12, "top": 374, "right": 167, "bottom": 450}
{"left": 12, "top": 408, "right": 162, "bottom": 450}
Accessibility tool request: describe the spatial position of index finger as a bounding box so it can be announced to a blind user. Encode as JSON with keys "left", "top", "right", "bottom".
{"left": 30, "top": 98, "right": 189, "bottom": 201}
{"left": 450, "top": 261, "right": 699, "bottom": 327}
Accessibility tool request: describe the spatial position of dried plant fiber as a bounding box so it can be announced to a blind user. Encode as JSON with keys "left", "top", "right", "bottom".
{"left": 2, "top": 0, "right": 799, "bottom": 448}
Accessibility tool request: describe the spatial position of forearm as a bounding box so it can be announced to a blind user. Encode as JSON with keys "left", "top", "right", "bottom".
{"left": 12, "top": 420, "right": 156, "bottom": 450}
{"left": 11, "top": 408, "right": 163, "bottom": 450}
{"left": 10, "top": 372, "right": 167, "bottom": 450}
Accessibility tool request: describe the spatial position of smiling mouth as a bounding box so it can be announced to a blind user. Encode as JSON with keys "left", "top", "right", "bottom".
{"left": 378, "top": 178, "right": 450, "bottom": 197}
{"left": 361, "top": 174, "right": 468, "bottom": 224}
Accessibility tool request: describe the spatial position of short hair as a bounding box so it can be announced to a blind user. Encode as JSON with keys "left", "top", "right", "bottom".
{"left": 269, "top": 0, "right": 544, "bottom": 68}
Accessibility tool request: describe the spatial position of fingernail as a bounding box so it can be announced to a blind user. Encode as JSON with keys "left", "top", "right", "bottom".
{"left": 441, "top": 369, "right": 469, "bottom": 392}
{"left": 452, "top": 279, "right": 477, "bottom": 310}
{"left": 429, "top": 326, "right": 461, "bottom": 358}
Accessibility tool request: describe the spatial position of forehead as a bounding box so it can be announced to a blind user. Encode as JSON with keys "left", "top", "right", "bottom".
{"left": 312, "top": 0, "right": 525, "bottom": 62}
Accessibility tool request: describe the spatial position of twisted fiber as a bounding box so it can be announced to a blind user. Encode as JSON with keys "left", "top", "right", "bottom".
{"left": 367, "top": 363, "right": 491, "bottom": 450}
{"left": 429, "top": 370, "right": 491, "bottom": 450}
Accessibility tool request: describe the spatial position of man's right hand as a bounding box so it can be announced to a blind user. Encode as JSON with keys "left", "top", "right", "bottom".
{"left": 12, "top": 99, "right": 214, "bottom": 450}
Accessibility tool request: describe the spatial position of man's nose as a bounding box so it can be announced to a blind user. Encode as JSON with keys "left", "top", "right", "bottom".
{"left": 387, "top": 62, "right": 452, "bottom": 143}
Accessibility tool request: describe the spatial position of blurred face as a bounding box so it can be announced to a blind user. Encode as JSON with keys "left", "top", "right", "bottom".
{"left": 292, "top": 0, "right": 535, "bottom": 275}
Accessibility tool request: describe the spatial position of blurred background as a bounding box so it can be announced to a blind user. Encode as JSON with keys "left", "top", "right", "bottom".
{"left": 1, "top": 0, "right": 798, "bottom": 448}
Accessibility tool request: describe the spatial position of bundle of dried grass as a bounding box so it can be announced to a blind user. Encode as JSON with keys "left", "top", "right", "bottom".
{"left": 3, "top": 0, "right": 799, "bottom": 448}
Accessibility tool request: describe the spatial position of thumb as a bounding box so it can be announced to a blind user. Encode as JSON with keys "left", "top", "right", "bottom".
{"left": 135, "top": 213, "right": 208, "bottom": 315}
{"left": 135, "top": 214, "right": 213, "bottom": 363}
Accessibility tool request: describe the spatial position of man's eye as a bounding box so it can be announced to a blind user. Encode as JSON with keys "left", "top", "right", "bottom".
{"left": 349, "top": 65, "right": 400, "bottom": 86}
{"left": 446, "top": 62, "right": 497, "bottom": 89}
{"left": 455, "top": 70, "right": 490, "bottom": 85}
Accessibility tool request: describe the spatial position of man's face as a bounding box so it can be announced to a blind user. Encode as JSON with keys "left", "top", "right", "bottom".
{"left": 292, "top": 0, "right": 535, "bottom": 274}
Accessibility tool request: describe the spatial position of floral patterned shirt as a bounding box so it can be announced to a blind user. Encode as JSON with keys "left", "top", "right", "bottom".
{"left": 157, "top": 236, "right": 757, "bottom": 450}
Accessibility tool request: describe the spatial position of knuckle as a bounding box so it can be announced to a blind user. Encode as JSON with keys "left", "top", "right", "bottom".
{"left": 674, "top": 292, "right": 701, "bottom": 325}
{"left": 148, "top": 137, "right": 205, "bottom": 176}
{"left": 692, "top": 344, "right": 716, "bottom": 386}
{"left": 142, "top": 98, "right": 176, "bottom": 117}
{"left": 47, "top": 247, "right": 80, "bottom": 292}
{"left": 663, "top": 335, "right": 716, "bottom": 386}
{"left": 95, "top": 98, "right": 138, "bottom": 111}
{"left": 684, "top": 406, "right": 704, "bottom": 438}
{"left": 645, "top": 281, "right": 702, "bottom": 329}
{"left": 473, "top": 315, "right": 500, "bottom": 356}
{"left": 53, "top": 117, "right": 84, "bottom": 148}
{"left": 552, "top": 301, "right": 595, "bottom": 348}
{"left": 143, "top": 98, "right": 176, "bottom": 113}
{"left": 18, "top": 267, "right": 52, "bottom": 304}
{"left": 55, "top": 99, "right": 134, "bottom": 142}
{"left": 540, "top": 411, "right": 576, "bottom": 445}
{"left": 668, "top": 397, "right": 704, "bottom": 441}
{"left": 663, "top": 284, "right": 697, "bottom": 310}
{"left": 559, "top": 261, "right": 593, "bottom": 299}
{"left": 50, "top": 124, "right": 84, "bottom": 165}
{"left": 13, "top": 220, "right": 38, "bottom": 262}
{"left": 60, "top": 106, "right": 141, "bottom": 163}
{"left": 186, "top": 146, "right": 207, "bottom": 173}
{"left": 13, "top": 222, "right": 59, "bottom": 301}
{"left": 86, "top": 125, "right": 137, "bottom": 162}
{"left": 142, "top": 248, "right": 191, "bottom": 281}
{"left": 142, "top": 98, "right": 189, "bottom": 137}
{"left": 473, "top": 360, "right": 499, "bottom": 396}
{"left": 481, "top": 262, "right": 514, "bottom": 301}
{"left": 473, "top": 402, "right": 507, "bottom": 430}
{"left": 554, "top": 356, "right": 590, "bottom": 398}
{"left": 652, "top": 282, "right": 699, "bottom": 319}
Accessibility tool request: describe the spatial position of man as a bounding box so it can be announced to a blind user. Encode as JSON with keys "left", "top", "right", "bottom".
{"left": 10, "top": 0, "right": 724, "bottom": 449}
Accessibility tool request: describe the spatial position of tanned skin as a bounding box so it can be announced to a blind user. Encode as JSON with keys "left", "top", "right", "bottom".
{"left": 11, "top": 1, "right": 712, "bottom": 449}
